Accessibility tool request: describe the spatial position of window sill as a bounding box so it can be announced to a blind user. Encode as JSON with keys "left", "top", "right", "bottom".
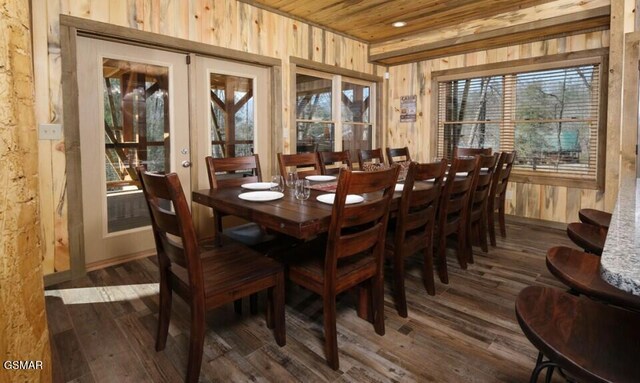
{"left": 510, "top": 171, "right": 601, "bottom": 190}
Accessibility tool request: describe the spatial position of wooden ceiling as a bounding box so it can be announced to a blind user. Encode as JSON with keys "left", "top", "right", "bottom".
{"left": 239, "top": 0, "right": 579, "bottom": 42}
{"left": 238, "top": 0, "right": 611, "bottom": 65}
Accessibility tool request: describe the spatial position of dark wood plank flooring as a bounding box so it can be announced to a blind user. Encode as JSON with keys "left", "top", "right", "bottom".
{"left": 46, "top": 218, "right": 574, "bottom": 383}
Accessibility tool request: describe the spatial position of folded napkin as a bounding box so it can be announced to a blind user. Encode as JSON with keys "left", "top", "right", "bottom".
{"left": 309, "top": 182, "right": 338, "bottom": 192}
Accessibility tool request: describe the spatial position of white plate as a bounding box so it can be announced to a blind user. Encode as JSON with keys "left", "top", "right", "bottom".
{"left": 241, "top": 182, "right": 276, "bottom": 190}
{"left": 306, "top": 175, "right": 337, "bottom": 182}
{"left": 316, "top": 193, "right": 364, "bottom": 205}
{"left": 394, "top": 184, "right": 416, "bottom": 192}
{"left": 238, "top": 191, "right": 284, "bottom": 202}
{"left": 456, "top": 172, "right": 469, "bottom": 176}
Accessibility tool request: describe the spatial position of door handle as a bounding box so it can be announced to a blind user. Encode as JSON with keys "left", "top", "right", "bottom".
{"left": 181, "top": 160, "right": 192, "bottom": 168}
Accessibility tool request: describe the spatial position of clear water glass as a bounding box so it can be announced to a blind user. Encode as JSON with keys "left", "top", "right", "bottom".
{"left": 270, "top": 175, "right": 284, "bottom": 192}
{"left": 295, "top": 179, "right": 310, "bottom": 200}
{"left": 286, "top": 172, "right": 298, "bottom": 188}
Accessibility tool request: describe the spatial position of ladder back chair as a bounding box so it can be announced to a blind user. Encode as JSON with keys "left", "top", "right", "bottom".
{"left": 319, "top": 150, "right": 353, "bottom": 175}
{"left": 487, "top": 151, "right": 516, "bottom": 246}
{"left": 386, "top": 160, "right": 446, "bottom": 317}
{"left": 285, "top": 166, "right": 400, "bottom": 370}
{"left": 357, "top": 148, "right": 385, "bottom": 170}
{"left": 453, "top": 147, "right": 492, "bottom": 157}
{"left": 466, "top": 153, "right": 500, "bottom": 261}
{"left": 435, "top": 156, "right": 481, "bottom": 284}
{"left": 136, "top": 167, "right": 285, "bottom": 383}
{"left": 277, "top": 152, "right": 322, "bottom": 179}
{"left": 386, "top": 147, "right": 411, "bottom": 165}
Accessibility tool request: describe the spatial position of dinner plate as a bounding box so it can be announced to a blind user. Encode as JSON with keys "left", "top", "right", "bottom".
{"left": 240, "top": 182, "right": 276, "bottom": 190}
{"left": 316, "top": 193, "right": 364, "bottom": 205}
{"left": 394, "top": 183, "right": 416, "bottom": 192}
{"left": 306, "top": 175, "right": 337, "bottom": 182}
{"left": 238, "top": 191, "right": 284, "bottom": 202}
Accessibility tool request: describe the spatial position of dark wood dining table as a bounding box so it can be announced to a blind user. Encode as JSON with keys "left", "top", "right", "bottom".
{"left": 192, "top": 181, "right": 433, "bottom": 240}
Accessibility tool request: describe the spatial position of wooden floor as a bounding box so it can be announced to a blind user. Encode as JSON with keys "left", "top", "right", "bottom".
{"left": 46, "top": 218, "right": 574, "bottom": 383}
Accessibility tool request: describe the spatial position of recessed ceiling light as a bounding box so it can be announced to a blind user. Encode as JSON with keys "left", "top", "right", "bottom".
{"left": 392, "top": 21, "right": 407, "bottom": 28}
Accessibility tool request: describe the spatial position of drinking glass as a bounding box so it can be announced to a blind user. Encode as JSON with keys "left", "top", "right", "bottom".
{"left": 270, "top": 175, "right": 284, "bottom": 192}
{"left": 286, "top": 172, "right": 298, "bottom": 188}
{"left": 295, "top": 179, "right": 310, "bottom": 200}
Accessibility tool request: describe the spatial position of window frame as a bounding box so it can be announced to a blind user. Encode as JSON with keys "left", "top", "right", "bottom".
{"left": 430, "top": 49, "right": 608, "bottom": 190}
{"left": 290, "top": 57, "right": 382, "bottom": 159}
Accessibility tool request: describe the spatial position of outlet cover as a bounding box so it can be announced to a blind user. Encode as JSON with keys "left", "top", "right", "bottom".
{"left": 39, "top": 124, "right": 63, "bottom": 140}
{"left": 506, "top": 190, "right": 513, "bottom": 200}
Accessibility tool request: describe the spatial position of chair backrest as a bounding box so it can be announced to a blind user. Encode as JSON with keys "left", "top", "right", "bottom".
{"left": 394, "top": 160, "right": 447, "bottom": 249}
{"left": 469, "top": 153, "right": 500, "bottom": 215}
{"left": 358, "top": 148, "right": 385, "bottom": 169}
{"left": 319, "top": 150, "right": 353, "bottom": 175}
{"left": 325, "top": 166, "right": 400, "bottom": 283}
{"left": 438, "top": 156, "right": 481, "bottom": 231}
{"left": 386, "top": 147, "right": 411, "bottom": 165}
{"left": 490, "top": 151, "right": 517, "bottom": 202}
{"left": 453, "top": 147, "right": 492, "bottom": 157}
{"left": 136, "top": 167, "right": 203, "bottom": 295}
{"left": 205, "top": 155, "right": 262, "bottom": 189}
{"left": 277, "top": 152, "right": 322, "bottom": 178}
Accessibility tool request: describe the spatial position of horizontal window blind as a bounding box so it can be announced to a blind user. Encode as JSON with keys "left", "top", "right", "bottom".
{"left": 437, "top": 64, "right": 601, "bottom": 179}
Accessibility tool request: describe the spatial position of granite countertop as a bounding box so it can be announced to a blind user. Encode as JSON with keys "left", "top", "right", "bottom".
{"left": 600, "top": 178, "right": 640, "bottom": 295}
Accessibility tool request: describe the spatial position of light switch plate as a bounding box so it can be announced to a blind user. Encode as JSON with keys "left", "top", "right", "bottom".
{"left": 39, "top": 124, "right": 63, "bottom": 140}
{"left": 506, "top": 190, "right": 513, "bottom": 200}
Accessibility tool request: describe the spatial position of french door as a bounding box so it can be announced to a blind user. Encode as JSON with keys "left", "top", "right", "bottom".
{"left": 76, "top": 37, "right": 191, "bottom": 266}
{"left": 191, "top": 56, "right": 271, "bottom": 234}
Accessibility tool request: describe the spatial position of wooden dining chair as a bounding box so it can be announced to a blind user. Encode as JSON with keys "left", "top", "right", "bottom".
{"left": 318, "top": 150, "right": 353, "bottom": 175}
{"left": 205, "top": 155, "right": 272, "bottom": 246}
{"left": 546, "top": 246, "right": 640, "bottom": 311}
{"left": 516, "top": 285, "right": 640, "bottom": 383}
{"left": 277, "top": 152, "right": 322, "bottom": 178}
{"left": 435, "top": 156, "right": 481, "bottom": 284}
{"left": 453, "top": 147, "right": 492, "bottom": 157}
{"left": 357, "top": 148, "right": 385, "bottom": 169}
{"left": 466, "top": 153, "right": 500, "bottom": 262}
{"left": 487, "top": 151, "right": 516, "bottom": 246}
{"left": 136, "top": 167, "right": 285, "bottom": 383}
{"left": 284, "top": 165, "right": 400, "bottom": 370}
{"left": 386, "top": 147, "right": 411, "bottom": 165}
{"left": 386, "top": 160, "right": 446, "bottom": 317}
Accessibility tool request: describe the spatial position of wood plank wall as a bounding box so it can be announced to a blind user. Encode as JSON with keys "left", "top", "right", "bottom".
{"left": 386, "top": 31, "right": 611, "bottom": 223}
{"left": 32, "top": 0, "right": 378, "bottom": 275}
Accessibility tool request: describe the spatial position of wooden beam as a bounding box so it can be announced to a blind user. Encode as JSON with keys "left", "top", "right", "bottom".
{"left": 370, "top": 1, "right": 611, "bottom": 65}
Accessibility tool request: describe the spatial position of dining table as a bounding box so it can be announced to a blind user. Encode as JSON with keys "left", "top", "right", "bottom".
{"left": 192, "top": 179, "right": 432, "bottom": 241}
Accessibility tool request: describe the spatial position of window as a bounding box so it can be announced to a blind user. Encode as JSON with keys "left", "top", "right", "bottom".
{"left": 437, "top": 59, "right": 603, "bottom": 183}
{"left": 295, "top": 68, "right": 375, "bottom": 160}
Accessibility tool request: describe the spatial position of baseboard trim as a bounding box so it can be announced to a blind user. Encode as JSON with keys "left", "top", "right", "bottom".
{"left": 86, "top": 249, "right": 156, "bottom": 272}
{"left": 504, "top": 214, "right": 567, "bottom": 231}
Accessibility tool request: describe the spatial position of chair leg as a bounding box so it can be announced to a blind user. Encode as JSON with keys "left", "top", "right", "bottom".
{"left": 436, "top": 235, "right": 449, "bottom": 284}
{"left": 357, "top": 283, "right": 373, "bottom": 323}
{"left": 250, "top": 293, "right": 258, "bottom": 315}
{"left": 488, "top": 210, "right": 497, "bottom": 247}
{"left": 422, "top": 245, "right": 435, "bottom": 296}
{"left": 323, "top": 295, "right": 339, "bottom": 370}
{"left": 479, "top": 212, "right": 489, "bottom": 253}
{"left": 273, "top": 273, "right": 286, "bottom": 347}
{"left": 155, "top": 276, "right": 172, "bottom": 351}
{"left": 186, "top": 305, "right": 206, "bottom": 383}
{"left": 372, "top": 276, "right": 385, "bottom": 336}
{"left": 498, "top": 202, "right": 507, "bottom": 238}
{"left": 234, "top": 299, "right": 243, "bottom": 315}
{"left": 467, "top": 222, "right": 476, "bottom": 265}
{"left": 456, "top": 230, "right": 468, "bottom": 270}
{"left": 393, "top": 253, "right": 408, "bottom": 318}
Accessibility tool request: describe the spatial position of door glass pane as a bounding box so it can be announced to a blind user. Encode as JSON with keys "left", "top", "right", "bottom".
{"left": 103, "top": 58, "right": 169, "bottom": 233}
{"left": 209, "top": 73, "right": 254, "bottom": 158}
{"left": 296, "top": 74, "right": 333, "bottom": 152}
{"left": 341, "top": 82, "right": 370, "bottom": 123}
